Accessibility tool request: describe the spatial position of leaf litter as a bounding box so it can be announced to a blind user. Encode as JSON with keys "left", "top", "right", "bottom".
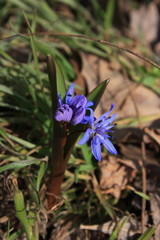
{"left": 77, "top": 22, "right": 160, "bottom": 238}
{"left": 80, "top": 52, "right": 160, "bottom": 124}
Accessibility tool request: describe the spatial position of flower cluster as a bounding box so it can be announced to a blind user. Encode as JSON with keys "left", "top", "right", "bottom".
{"left": 78, "top": 103, "right": 117, "bottom": 161}
{"left": 55, "top": 84, "right": 117, "bottom": 161}
{"left": 55, "top": 84, "right": 93, "bottom": 125}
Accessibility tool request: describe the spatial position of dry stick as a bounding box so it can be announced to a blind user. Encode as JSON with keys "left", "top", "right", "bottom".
{"left": 144, "top": 128, "right": 160, "bottom": 145}
{"left": 140, "top": 142, "right": 147, "bottom": 234}
{"left": 1, "top": 32, "right": 160, "bottom": 70}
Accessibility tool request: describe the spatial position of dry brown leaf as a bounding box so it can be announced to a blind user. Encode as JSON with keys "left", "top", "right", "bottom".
{"left": 80, "top": 216, "right": 141, "bottom": 240}
{"left": 115, "top": 127, "right": 144, "bottom": 143}
{"left": 99, "top": 157, "right": 137, "bottom": 199}
{"left": 144, "top": 127, "right": 160, "bottom": 145}
{"left": 149, "top": 193, "right": 160, "bottom": 240}
{"left": 80, "top": 52, "right": 160, "bottom": 126}
{"left": 50, "top": 221, "right": 72, "bottom": 240}
{"left": 120, "top": 142, "right": 160, "bottom": 165}
{"left": 130, "top": 3, "right": 159, "bottom": 44}
{"left": 119, "top": 85, "right": 160, "bottom": 118}
{"left": 70, "top": 58, "right": 86, "bottom": 95}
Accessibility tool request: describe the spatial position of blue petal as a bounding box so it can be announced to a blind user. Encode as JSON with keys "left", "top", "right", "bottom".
{"left": 101, "top": 136, "right": 117, "bottom": 155}
{"left": 95, "top": 127, "right": 106, "bottom": 134}
{"left": 104, "top": 124, "right": 116, "bottom": 131}
{"left": 101, "top": 133, "right": 112, "bottom": 139}
{"left": 65, "top": 83, "right": 75, "bottom": 104}
{"left": 64, "top": 107, "right": 73, "bottom": 122}
{"left": 91, "top": 136, "right": 102, "bottom": 161}
{"left": 85, "top": 108, "right": 95, "bottom": 125}
{"left": 57, "top": 94, "right": 63, "bottom": 107}
{"left": 102, "top": 113, "right": 117, "bottom": 128}
{"left": 71, "top": 107, "right": 86, "bottom": 125}
{"left": 78, "top": 128, "right": 92, "bottom": 145}
{"left": 80, "top": 116, "right": 91, "bottom": 124}
{"left": 96, "top": 103, "right": 115, "bottom": 126}
{"left": 55, "top": 110, "right": 64, "bottom": 122}
{"left": 55, "top": 104, "right": 73, "bottom": 122}
{"left": 85, "top": 101, "right": 94, "bottom": 108}
{"left": 70, "top": 95, "right": 87, "bottom": 108}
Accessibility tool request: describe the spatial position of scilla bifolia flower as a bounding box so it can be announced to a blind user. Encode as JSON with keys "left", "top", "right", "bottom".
{"left": 79, "top": 103, "right": 117, "bottom": 161}
{"left": 55, "top": 83, "right": 93, "bottom": 125}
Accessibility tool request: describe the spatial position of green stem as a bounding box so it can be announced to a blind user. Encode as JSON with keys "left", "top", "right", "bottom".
{"left": 13, "top": 178, "right": 34, "bottom": 240}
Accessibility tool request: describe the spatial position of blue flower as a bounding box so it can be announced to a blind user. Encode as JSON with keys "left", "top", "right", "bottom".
{"left": 55, "top": 83, "right": 93, "bottom": 125}
{"left": 78, "top": 103, "right": 117, "bottom": 161}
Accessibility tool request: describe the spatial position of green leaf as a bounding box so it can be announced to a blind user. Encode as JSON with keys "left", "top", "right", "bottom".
{"left": 8, "top": 231, "right": 23, "bottom": 240}
{"left": 36, "top": 162, "right": 47, "bottom": 191}
{"left": 87, "top": 79, "right": 110, "bottom": 110}
{"left": 0, "top": 159, "right": 46, "bottom": 173}
{"left": 47, "top": 55, "right": 58, "bottom": 112}
{"left": 23, "top": 11, "right": 40, "bottom": 81}
{"left": 56, "top": 61, "right": 67, "bottom": 99}
{"left": 47, "top": 55, "right": 66, "bottom": 105}
{"left": 0, "top": 49, "right": 16, "bottom": 63}
{"left": 137, "top": 226, "right": 155, "bottom": 240}
{"left": 79, "top": 142, "right": 92, "bottom": 164}
{"left": 13, "top": 185, "right": 33, "bottom": 240}
{"left": 0, "top": 127, "right": 8, "bottom": 139}
{"left": 74, "top": 164, "right": 95, "bottom": 183}
{"left": 0, "top": 102, "right": 31, "bottom": 113}
{"left": 109, "top": 217, "right": 129, "bottom": 240}
{"left": 7, "top": 133, "right": 36, "bottom": 149}
{"left": 134, "top": 191, "right": 150, "bottom": 201}
{"left": 0, "top": 84, "right": 31, "bottom": 106}
{"left": 104, "top": 0, "right": 116, "bottom": 31}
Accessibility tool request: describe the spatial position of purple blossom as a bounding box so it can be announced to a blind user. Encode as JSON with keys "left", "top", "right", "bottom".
{"left": 55, "top": 83, "right": 93, "bottom": 125}
{"left": 78, "top": 103, "right": 117, "bottom": 161}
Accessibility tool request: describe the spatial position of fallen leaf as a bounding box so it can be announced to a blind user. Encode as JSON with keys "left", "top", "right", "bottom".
{"left": 80, "top": 52, "right": 160, "bottom": 127}
{"left": 144, "top": 127, "right": 160, "bottom": 145}
{"left": 130, "top": 3, "right": 159, "bottom": 44}
{"left": 119, "top": 143, "right": 159, "bottom": 166}
{"left": 99, "top": 157, "right": 137, "bottom": 199}
{"left": 80, "top": 216, "right": 141, "bottom": 240}
{"left": 149, "top": 193, "right": 160, "bottom": 240}
{"left": 50, "top": 221, "right": 72, "bottom": 240}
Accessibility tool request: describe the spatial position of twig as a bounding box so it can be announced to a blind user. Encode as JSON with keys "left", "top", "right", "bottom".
{"left": 140, "top": 141, "right": 147, "bottom": 233}
{"left": 26, "top": 146, "right": 42, "bottom": 156}
{"left": 1, "top": 32, "right": 160, "bottom": 70}
{"left": 144, "top": 127, "right": 160, "bottom": 145}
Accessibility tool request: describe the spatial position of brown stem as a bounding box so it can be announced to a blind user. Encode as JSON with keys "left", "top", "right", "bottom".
{"left": 46, "top": 56, "right": 68, "bottom": 210}
{"left": 47, "top": 130, "right": 67, "bottom": 209}
{"left": 47, "top": 164, "right": 67, "bottom": 209}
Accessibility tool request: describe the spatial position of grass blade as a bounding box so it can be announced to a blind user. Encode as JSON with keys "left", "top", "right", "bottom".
{"left": 7, "top": 133, "right": 36, "bottom": 149}
{"left": 137, "top": 226, "right": 155, "bottom": 240}
{"left": 0, "top": 159, "right": 46, "bottom": 173}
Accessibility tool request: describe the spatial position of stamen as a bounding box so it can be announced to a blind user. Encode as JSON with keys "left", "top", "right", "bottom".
{"left": 98, "top": 120, "right": 102, "bottom": 123}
